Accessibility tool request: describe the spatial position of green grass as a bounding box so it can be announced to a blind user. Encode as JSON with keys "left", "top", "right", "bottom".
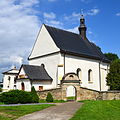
{"left": 0, "top": 104, "right": 54, "bottom": 120}
{"left": 0, "top": 102, "right": 4, "bottom": 105}
{"left": 70, "top": 100, "right": 120, "bottom": 120}
{"left": 67, "top": 96, "right": 76, "bottom": 100}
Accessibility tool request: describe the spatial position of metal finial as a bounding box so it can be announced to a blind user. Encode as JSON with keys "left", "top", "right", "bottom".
{"left": 80, "top": 9, "right": 84, "bottom": 18}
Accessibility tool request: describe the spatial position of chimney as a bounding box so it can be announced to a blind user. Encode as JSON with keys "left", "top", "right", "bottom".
{"left": 78, "top": 15, "right": 87, "bottom": 40}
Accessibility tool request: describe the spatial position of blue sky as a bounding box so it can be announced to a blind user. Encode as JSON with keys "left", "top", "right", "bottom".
{"left": 0, "top": 0, "right": 120, "bottom": 81}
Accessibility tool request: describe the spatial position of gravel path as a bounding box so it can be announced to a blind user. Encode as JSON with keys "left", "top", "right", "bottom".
{"left": 17, "top": 102, "right": 83, "bottom": 120}
{"left": 0, "top": 103, "right": 54, "bottom": 106}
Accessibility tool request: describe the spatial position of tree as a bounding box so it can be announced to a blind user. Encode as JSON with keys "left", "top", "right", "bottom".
{"left": 106, "top": 59, "right": 120, "bottom": 90}
{"left": 31, "top": 86, "right": 39, "bottom": 103}
{"left": 104, "top": 53, "right": 119, "bottom": 61}
{"left": 46, "top": 92, "right": 53, "bottom": 102}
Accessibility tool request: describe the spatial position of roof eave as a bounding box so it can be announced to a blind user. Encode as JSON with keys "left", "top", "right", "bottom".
{"left": 60, "top": 50, "right": 110, "bottom": 63}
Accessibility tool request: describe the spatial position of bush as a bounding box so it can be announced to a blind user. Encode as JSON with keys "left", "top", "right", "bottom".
{"left": 0, "top": 90, "right": 33, "bottom": 104}
{"left": 46, "top": 92, "right": 53, "bottom": 102}
{"left": 31, "top": 86, "right": 39, "bottom": 103}
{"left": 0, "top": 88, "right": 2, "bottom": 92}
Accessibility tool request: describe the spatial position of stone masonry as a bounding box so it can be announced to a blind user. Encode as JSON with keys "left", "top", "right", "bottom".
{"left": 37, "top": 73, "right": 120, "bottom": 101}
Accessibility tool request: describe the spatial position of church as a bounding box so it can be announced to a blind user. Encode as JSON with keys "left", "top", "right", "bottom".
{"left": 3, "top": 16, "right": 110, "bottom": 93}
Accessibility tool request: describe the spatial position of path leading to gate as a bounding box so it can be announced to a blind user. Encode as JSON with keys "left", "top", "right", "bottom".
{"left": 17, "top": 102, "right": 83, "bottom": 120}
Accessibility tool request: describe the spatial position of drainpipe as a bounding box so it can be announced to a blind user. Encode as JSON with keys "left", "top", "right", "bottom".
{"left": 64, "top": 53, "right": 66, "bottom": 75}
{"left": 99, "top": 59, "right": 103, "bottom": 91}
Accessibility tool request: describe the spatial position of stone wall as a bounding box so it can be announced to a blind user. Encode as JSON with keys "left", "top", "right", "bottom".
{"left": 78, "top": 87, "right": 100, "bottom": 100}
{"left": 78, "top": 87, "right": 120, "bottom": 100}
{"left": 37, "top": 88, "right": 62, "bottom": 100}
{"left": 101, "top": 91, "right": 120, "bottom": 100}
{"left": 37, "top": 87, "right": 120, "bottom": 101}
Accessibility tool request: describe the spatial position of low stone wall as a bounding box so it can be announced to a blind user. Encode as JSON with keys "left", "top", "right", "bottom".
{"left": 78, "top": 87, "right": 100, "bottom": 100}
{"left": 37, "top": 87, "right": 120, "bottom": 101}
{"left": 37, "top": 88, "right": 62, "bottom": 100}
{"left": 79, "top": 87, "right": 120, "bottom": 100}
{"left": 101, "top": 91, "right": 120, "bottom": 100}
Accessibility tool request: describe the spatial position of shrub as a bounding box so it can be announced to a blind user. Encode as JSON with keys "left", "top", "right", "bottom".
{"left": 31, "top": 86, "right": 39, "bottom": 103}
{"left": 0, "top": 88, "right": 2, "bottom": 92}
{"left": 0, "top": 90, "right": 33, "bottom": 104}
{"left": 46, "top": 92, "right": 53, "bottom": 102}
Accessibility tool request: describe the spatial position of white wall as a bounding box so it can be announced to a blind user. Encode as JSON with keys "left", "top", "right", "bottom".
{"left": 16, "top": 80, "right": 52, "bottom": 91}
{"left": 100, "top": 63, "right": 109, "bottom": 91}
{"left": 16, "top": 79, "right": 31, "bottom": 91}
{"left": 29, "top": 24, "right": 60, "bottom": 59}
{"left": 29, "top": 53, "right": 61, "bottom": 88}
{"left": 61, "top": 54, "right": 109, "bottom": 91}
{"left": 3, "top": 74, "right": 16, "bottom": 92}
{"left": 32, "top": 81, "right": 52, "bottom": 91}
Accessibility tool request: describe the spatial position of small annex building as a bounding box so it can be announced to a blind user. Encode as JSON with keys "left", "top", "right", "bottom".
{"left": 2, "top": 67, "right": 19, "bottom": 92}
{"left": 16, "top": 64, "right": 52, "bottom": 91}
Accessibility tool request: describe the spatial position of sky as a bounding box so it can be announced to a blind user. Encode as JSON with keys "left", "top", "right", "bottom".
{"left": 0, "top": 0, "right": 120, "bottom": 81}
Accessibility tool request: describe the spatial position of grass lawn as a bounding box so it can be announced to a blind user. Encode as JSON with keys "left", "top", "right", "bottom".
{"left": 70, "top": 100, "right": 120, "bottom": 120}
{"left": 0, "top": 104, "right": 54, "bottom": 120}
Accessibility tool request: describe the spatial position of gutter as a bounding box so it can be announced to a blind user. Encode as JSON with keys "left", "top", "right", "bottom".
{"left": 64, "top": 53, "right": 66, "bottom": 75}
{"left": 99, "top": 58, "right": 104, "bottom": 91}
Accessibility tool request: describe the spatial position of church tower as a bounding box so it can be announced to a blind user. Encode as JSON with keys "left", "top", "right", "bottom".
{"left": 78, "top": 15, "right": 87, "bottom": 40}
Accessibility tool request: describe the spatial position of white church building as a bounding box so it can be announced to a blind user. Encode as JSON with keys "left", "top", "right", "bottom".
{"left": 3, "top": 16, "right": 110, "bottom": 92}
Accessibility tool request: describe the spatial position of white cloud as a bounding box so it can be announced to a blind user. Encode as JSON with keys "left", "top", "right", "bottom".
{"left": 116, "top": 13, "right": 120, "bottom": 16}
{"left": 45, "top": 19, "right": 63, "bottom": 28}
{"left": 0, "top": 0, "right": 41, "bottom": 80}
{"left": 67, "top": 26, "right": 79, "bottom": 33}
{"left": 64, "top": 8, "right": 99, "bottom": 23}
{"left": 43, "top": 12, "right": 56, "bottom": 19}
{"left": 64, "top": 12, "right": 80, "bottom": 22}
{"left": 87, "top": 9, "right": 100, "bottom": 16}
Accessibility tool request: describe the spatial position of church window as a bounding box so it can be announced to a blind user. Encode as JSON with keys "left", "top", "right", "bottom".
{"left": 8, "top": 76, "right": 10, "bottom": 80}
{"left": 69, "top": 75, "right": 74, "bottom": 78}
{"left": 88, "top": 69, "right": 92, "bottom": 82}
{"left": 14, "top": 77, "right": 16, "bottom": 84}
{"left": 77, "top": 68, "right": 82, "bottom": 81}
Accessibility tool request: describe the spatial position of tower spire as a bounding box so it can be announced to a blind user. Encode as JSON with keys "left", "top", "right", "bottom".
{"left": 78, "top": 10, "right": 87, "bottom": 40}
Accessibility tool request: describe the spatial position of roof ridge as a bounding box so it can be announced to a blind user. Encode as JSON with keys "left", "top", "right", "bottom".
{"left": 44, "top": 24, "right": 79, "bottom": 36}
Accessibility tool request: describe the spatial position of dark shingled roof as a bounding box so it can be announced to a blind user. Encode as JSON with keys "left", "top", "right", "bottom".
{"left": 45, "top": 24, "right": 110, "bottom": 63}
{"left": 21, "top": 64, "right": 52, "bottom": 80}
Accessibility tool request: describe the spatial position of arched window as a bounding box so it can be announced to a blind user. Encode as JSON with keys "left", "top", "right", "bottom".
{"left": 8, "top": 76, "right": 10, "bottom": 80}
{"left": 88, "top": 69, "right": 92, "bottom": 82}
{"left": 77, "top": 68, "right": 82, "bottom": 81}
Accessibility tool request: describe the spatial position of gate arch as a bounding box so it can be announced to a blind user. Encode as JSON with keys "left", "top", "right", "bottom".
{"left": 61, "top": 73, "right": 81, "bottom": 101}
{"left": 66, "top": 85, "right": 77, "bottom": 100}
